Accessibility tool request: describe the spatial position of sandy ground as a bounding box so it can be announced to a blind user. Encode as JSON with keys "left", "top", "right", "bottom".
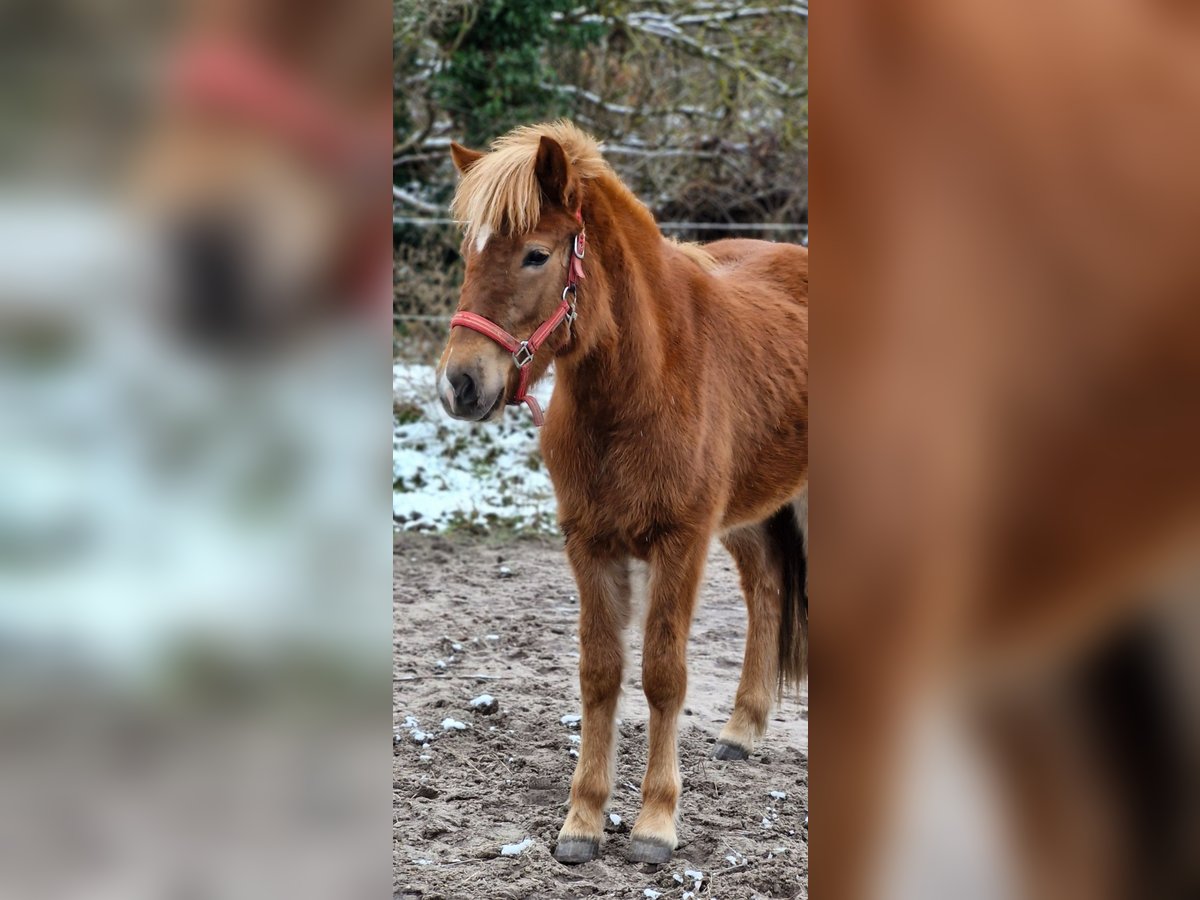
{"left": 394, "top": 533, "right": 808, "bottom": 900}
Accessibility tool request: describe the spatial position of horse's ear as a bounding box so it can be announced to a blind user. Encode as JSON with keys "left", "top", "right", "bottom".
{"left": 450, "top": 142, "right": 484, "bottom": 175}
{"left": 534, "top": 135, "right": 573, "bottom": 209}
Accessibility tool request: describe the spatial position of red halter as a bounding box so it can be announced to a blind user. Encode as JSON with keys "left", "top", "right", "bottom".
{"left": 449, "top": 212, "right": 586, "bottom": 426}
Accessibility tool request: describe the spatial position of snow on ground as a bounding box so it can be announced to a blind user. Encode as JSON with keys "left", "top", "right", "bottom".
{"left": 393, "top": 362, "right": 557, "bottom": 534}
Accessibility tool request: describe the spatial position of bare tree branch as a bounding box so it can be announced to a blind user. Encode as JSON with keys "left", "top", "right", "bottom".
{"left": 393, "top": 186, "right": 443, "bottom": 215}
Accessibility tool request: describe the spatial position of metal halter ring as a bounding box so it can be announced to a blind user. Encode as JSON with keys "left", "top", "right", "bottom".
{"left": 512, "top": 341, "right": 534, "bottom": 368}
{"left": 562, "top": 285, "right": 578, "bottom": 326}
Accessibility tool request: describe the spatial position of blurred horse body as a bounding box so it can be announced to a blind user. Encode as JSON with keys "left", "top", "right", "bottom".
{"left": 436, "top": 121, "right": 808, "bottom": 865}
{"left": 819, "top": 2, "right": 1200, "bottom": 898}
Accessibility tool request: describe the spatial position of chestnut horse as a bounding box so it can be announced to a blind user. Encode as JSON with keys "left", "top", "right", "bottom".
{"left": 436, "top": 121, "right": 808, "bottom": 865}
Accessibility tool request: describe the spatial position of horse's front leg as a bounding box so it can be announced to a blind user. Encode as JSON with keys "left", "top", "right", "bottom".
{"left": 553, "top": 539, "right": 631, "bottom": 865}
{"left": 628, "top": 529, "right": 710, "bottom": 864}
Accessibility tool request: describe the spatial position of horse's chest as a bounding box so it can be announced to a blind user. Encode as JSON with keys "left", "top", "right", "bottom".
{"left": 542, "top": 428, "right": 693, "bottom": 536}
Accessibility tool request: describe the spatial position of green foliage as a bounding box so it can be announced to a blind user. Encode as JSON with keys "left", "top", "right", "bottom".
{"left": 432, "top": 0, "right": 604, "bottom": 146}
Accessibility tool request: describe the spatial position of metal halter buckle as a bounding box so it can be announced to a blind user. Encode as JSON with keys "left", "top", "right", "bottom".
{"left": 562, "top": 284, "right": 578, "bottom": 325}
{"left": 573, "top": 232, "right": 586, "bottom": 259}
{"left": 512, "top": 341, "right": 534, "bottom": 368}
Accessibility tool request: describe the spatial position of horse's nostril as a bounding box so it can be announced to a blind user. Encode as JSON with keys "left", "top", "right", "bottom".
{"left": 450, "top": 370, "right": 478, "bottom": 408}
{"left": 170, "top": 216, "right": 246, "bottom": 343}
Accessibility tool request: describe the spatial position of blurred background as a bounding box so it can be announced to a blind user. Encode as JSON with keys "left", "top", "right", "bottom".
{"left": 393, "top": 0, "right": 808, "bottom": 532}
{"left": 0, "top": 0, "right": 390, "bottom": 896}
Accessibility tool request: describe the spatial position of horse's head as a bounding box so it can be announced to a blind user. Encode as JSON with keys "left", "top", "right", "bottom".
{"left": 133, "top": 0, "right": 388, "bottom": 347}
{"left": 437, "top": 134, "right": 584, "bottom": 422}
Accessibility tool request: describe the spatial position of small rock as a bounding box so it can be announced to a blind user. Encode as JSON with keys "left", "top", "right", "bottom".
{"left": 498, "top": 565, "right": 513, "bottom": 578}
{"left": 469, "top": 693, "right": 499, "bottom": 714}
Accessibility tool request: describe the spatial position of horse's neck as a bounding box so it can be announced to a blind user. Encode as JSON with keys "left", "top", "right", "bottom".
{"left": 556, "top": 184, "right": 671, "bottom": 421}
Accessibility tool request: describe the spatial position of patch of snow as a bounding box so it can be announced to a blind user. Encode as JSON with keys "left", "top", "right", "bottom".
{"left": 416, "top": 858, "right": 432, "bottom": 866}
{"left": 441, "top": 718, "right": 468, "bottom": 731}
{"left": 393, "top": 362, "right": 557, "bottom": 534}
{"left": 769, "top": 790, "right": 788, "bottom": 801}
{"left": 569, "top": 734, "right": 581, "bottom": 744}
{"left": 484, "top": 634, "right": 500, "bottom": 641}
{"left": 644, "top": 890, "right": 662, "bottom": 900}
{"left": 498, "top": 565, "right": 512, "bottom": 577}
{"left": 434, "top": 659, "right": 447, "bottom": 669}
{"left": 725, "top": 854, "right": 740, "bottom": 865}
{"left": 609, "top": 812, "right": 622, "bottom": 826}
{"left": 762, "top": 816, "right": 773, "bottom": 828}
{"left": 402, "top": 715, "right": 431, "bottom": 744}
{"left": 470, "top": 693, "right": 495, "bottom": 708}
{"left": 500, "top": 837, "right": 534, "bottom": 857}
{"left": 672, "top": 873, "right": 684, "bottom": 883}
{"left": 560, "top": 713, "right": 582, "bottom": 728}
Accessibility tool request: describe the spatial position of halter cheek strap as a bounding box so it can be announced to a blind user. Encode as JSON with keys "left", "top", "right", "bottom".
{"left": 449, "top": 211, "right": 585, "bottom": 426}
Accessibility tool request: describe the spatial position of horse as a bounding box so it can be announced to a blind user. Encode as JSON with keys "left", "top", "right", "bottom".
{"left": 435, "top": 120, "right": 808, "bottom": 865}
{"left": 132, "top": 0, "right": 391, "bottom": 346}
{"left": 817, "top": 2, "right": 1200, "bottom": 898}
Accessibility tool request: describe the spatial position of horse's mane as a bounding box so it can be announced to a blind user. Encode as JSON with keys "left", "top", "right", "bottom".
{"left": 450, "top": 120, "right": 613, "bottom": 245}
{"left": 668, "top": 238, "right": 719, "bottom": 272}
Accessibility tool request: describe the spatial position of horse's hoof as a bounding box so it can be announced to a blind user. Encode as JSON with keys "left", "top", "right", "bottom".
{"left": 712, "top": 740, "right": 750, "bottom": 761}
{"left": 553, "top": 838, "right": 599, "bottom": 865}
{"left": 627, "top": 836, "right": 673, "bottom": 865}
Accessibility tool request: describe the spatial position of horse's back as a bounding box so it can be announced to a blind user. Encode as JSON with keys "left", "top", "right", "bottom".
{"left": 704, "top": 238, "right": 808, "bottom": 302}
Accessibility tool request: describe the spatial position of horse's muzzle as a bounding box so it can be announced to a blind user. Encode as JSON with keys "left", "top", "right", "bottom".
{"left": 439, "top": 362, "right": 504, "bottom": 421}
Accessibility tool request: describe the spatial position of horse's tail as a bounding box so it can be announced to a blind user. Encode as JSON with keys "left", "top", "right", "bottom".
{"left": 767, "top": 492, "right": 808, "bottom": 694}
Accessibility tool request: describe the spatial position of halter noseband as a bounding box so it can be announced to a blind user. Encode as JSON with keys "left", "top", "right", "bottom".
{"left": 449, "top": 210, "right": 586, "bottom": 426}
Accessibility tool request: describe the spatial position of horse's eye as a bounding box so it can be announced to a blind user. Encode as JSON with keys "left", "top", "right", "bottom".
{"left": 522, "top": 249, "right": 550, "bottom": 268}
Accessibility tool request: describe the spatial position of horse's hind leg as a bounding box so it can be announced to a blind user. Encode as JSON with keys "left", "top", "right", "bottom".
{"left": 628, "top": 530, "right": 710, "bottom": 864}
{"left": 714, "top": 521, "right": 784, "bottom": 759}
{"left": 715, "top": 495, "right": 807, "bottom": 759}
{"left": 553, "top": 540, "right": 631, "bottom": 865}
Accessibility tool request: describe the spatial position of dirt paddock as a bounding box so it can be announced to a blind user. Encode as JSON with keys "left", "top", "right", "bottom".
{"left": 394, "top": 532, "right": 808, "bottom": 899}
